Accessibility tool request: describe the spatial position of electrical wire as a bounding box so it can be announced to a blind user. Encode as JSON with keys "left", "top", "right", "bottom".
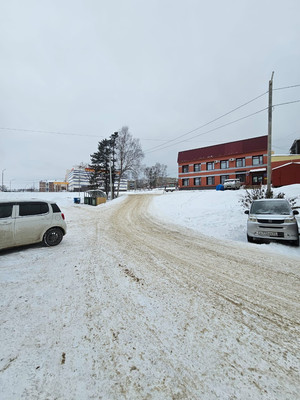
{"left": 145, "top": 91, "right": 268, "bottom": 153}
{"left": 274, "top": 84, "right": 300, "bottom": 91}
{"left": 145, "top": 107, "right": 268, "bottom": 154}
{"left": 0, "top": 127, "right": 100, "bottom": 138}
{"left": 273, "top": 99, "right": 300, "bottom": 107}
{"left": 0, "top": 93, "right": 298, "bottom": 152}
{"left": 145, "top": 99, "right": 300, "bottom": 155}
{"left": 0, "top": 126, "right": 167, "bottom": 142}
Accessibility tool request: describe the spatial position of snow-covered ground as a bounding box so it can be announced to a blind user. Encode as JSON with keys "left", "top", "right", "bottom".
{"left": 1, "top": 186, "right": 300, "bottom": 399}
{"left": 2, "top": 184, "right": 299, "bottom": 258}
{"left": 149, "top": 184, "right": 300, "bottom": 259}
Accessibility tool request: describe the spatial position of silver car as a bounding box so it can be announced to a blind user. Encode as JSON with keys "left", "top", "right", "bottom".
{"left": 223, "top": 179, "right": 241, "bottom": 190}
{"left": 0, "top": 200, "right": 67, "bottom": 250}
{"left": 245, "top": 199, "right": 299, "bottom": 246}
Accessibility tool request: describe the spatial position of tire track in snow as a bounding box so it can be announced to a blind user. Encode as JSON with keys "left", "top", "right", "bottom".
{"left": 98, "top": 194, "right": 300, "bottom": 399}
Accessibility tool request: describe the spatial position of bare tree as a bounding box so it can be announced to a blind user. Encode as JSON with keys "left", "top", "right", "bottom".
{"left": 144, "top": 163, "right": 167, "bottom": 188}
{"left": 115, "top": 126, "right": 144, "bottom": 197}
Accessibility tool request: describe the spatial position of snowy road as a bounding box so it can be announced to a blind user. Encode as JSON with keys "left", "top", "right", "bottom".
{"left": 1, "top": 194, "right": 300, "bottom": 399}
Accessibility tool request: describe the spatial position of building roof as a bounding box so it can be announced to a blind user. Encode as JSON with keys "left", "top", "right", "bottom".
{"left": 177, "top": 135, "right": 268, "bottom": 164}
{"left": 272, "top": 162, "right": 300, "bottom": 170}
{"left": 272, "top": 154, "right": 300, "bottom": 160}
{"left": 289, "top": 138, "right": 300, "bottom": 154}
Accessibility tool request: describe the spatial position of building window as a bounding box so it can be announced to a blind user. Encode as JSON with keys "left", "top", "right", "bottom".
{"left": 236, "top": 158, "right": 245, "bottom": 167}
{"left": 182, "top": 165, "right": 189, "bottom": 173}
{"left": 220, "top": 160, "right": 229, "bottom": 169}
{"left": 220, "top": 175, "right": 229, "bottom": 184}
{"left": 236, "top": 173, "right": 246, "bottom": 183}
{"left": 206, "top": 176, "right": 215, "bottom": 185}
{"left": 194, "top": 177, "right": 201, "bottom": 186}
{"left": 252, "top": 174, "right": 263, "bottom": 184}
{"left": 182, "top": 178, "right": 189, "bottom": 186}
{"left": 252, "top": 155, "right": 263, "bottom": 165}
{"left": 206, "top": 162, "right": 214, "bottom": 170}
{"left": 194, "top": 163, "right": 201, "bottom": 172}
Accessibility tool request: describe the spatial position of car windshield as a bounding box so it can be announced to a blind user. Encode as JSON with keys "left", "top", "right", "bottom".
{"left": 250, "top": 200, "right": 291, "bottom": 215}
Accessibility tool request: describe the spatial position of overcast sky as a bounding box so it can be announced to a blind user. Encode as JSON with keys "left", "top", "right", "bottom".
{"left": 1, "top": 0, "right": 300, "bottom": 189}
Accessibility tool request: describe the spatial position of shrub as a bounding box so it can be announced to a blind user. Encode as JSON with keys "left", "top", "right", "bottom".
{"left": 240, "top": 187, "right": 297, "bottom": 210}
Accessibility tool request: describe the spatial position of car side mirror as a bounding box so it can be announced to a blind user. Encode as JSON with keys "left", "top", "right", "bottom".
{"left": 293, "top": 210, "right": 299, "bottom": 215}
{"left": 244, "top": 210, "right": 249, "bottom": 214}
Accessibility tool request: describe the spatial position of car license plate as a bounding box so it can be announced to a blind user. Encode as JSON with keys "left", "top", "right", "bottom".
{"left": 258, "top": 231, "right": 278, "bottom": 237}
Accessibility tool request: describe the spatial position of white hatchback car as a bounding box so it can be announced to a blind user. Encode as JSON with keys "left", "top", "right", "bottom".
{"left": 0, "top": 200, "right": 67, "bottom": 251}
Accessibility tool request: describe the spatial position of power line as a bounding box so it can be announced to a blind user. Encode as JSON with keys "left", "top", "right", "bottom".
{"left": 145, "top": 107, "right": 268, "bottom": 154}
{"left": 145, "top": 91, "right": 268, "bottom": 153}
{"left": 274, "top": 84, "right": 300, "bottom": 91}
{"left": 273, "top": 99, "right": 300, "bottom": 107}
{"left": 145, "top": 98, "right": 300, "bottom": 155}
{"left": 0, "top": 126, "right": 171, "bottom": 143}
{"left": 1, "top": 92, "right": 298, "bottom": 150}
{"left": 0, "top": 127, "right": 101, "bottom": 138}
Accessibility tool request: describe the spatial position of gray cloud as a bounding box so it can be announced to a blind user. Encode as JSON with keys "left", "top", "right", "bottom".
{"left": 1, "top": 0, "right": 299, "bottom": 188}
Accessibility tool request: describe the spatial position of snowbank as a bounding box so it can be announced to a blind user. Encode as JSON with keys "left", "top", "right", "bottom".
{"left": 149, "top": 185, "right": 300, "bottom": 259}
{"left": 1, "top": 185, "right": 300, "bottom": 258}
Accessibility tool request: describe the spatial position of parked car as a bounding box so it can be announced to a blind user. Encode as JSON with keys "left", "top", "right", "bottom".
{"left": 245, "top": 199, "right": 299, "bottom": 246}
{"left": 223, "top": 179, "right": 241, "bottom": 190}
{"left": 164, "top": 186, "right": 177, "bottom": 192}
{"left": 0, "top": 200, "right": 67, "bottom": 251}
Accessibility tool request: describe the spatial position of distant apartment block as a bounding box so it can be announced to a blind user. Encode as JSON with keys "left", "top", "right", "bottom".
{"left": 39, "top": 181, "right": 68, "bottom": 192}
{"left": 66, "top": 167, "right": 92, "bottom": 192}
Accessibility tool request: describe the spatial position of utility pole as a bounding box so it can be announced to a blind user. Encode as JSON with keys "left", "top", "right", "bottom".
{"left": 1, "top": 169, "right": 6, "bottom": 191}
{"left": 267, "top": 71, "right": 274, "bottom": 196}
{"left": 109, "top": 158, "right": 113, "bottom": 200}
{"left": 78, "top": 167, "right": 81, "bottom": 198}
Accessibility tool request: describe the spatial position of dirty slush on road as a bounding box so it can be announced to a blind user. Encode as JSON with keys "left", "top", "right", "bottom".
{"left": 84, "top": 194, "right": 300, "bottom": 399}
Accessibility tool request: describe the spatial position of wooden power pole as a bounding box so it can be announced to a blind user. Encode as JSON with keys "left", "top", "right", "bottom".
{"left": 267, "top": 72, "right": 274, "bottom": 196}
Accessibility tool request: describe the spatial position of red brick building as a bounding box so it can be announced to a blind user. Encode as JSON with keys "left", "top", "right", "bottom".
{"left": 272, "top": 162, "right": 300, "bottom": 187}
{"left": 177, "top": 135, "right": 268, "bottom": 189}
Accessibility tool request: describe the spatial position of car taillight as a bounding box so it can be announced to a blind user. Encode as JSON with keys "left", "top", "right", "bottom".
{"left": 61, "top": 213, "right": 65, "bottom": 220}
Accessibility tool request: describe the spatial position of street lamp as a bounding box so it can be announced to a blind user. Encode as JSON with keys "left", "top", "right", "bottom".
{"left": 10, "top": 179, "right": 15, "bottom": 191}
{"left": 78, "top": 167, "right": 82, "bottom": 198}
{"left": 109, "top": 158, "right": 113, "bottom": 200}
{"left": 1, "top": 169, "right": 6, "bottom": 191}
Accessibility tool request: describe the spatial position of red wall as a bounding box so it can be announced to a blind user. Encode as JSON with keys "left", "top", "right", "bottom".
{"left": 272, "top": 163, "right": 300, "bottom": 187}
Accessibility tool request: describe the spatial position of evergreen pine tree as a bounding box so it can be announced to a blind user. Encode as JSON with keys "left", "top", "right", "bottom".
{"left": 90, "top": 139, "right": 111, "bottom": 195}
{"left": 89, "top": 132, "right": 119, "bottom": 197}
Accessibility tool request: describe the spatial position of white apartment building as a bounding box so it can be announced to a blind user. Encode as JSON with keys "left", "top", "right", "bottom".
{"left": 66, "top": 166, "right": 129, "bottom": 192}
{"left": 66, "top": 167, "right": 92, "bottom": 192}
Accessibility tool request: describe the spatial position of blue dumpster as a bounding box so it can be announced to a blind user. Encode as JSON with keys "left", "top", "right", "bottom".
{"left": 73, "top": 197, "right": 80, "bottom": 204}
{"left": 216, "top": 184, "right": 224, "bottom": 191}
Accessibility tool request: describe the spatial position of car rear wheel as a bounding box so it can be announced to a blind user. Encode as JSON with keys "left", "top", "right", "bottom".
{"left": 43, "top": 228, "right": 63, "bottom": 246}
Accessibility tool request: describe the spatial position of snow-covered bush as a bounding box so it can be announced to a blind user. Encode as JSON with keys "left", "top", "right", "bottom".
{"left": 240, "top": 187, "right": 297, "bottom": 210}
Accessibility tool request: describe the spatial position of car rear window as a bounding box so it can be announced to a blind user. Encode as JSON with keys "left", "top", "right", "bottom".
{"left": 51, "top": 203, "right": 61, "bottom": 213}
{"left": 0, "top": 203, "right": 13, "bottom": 218}
{"left": 19, "top": 202, "right": 49, "bottom": 216}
